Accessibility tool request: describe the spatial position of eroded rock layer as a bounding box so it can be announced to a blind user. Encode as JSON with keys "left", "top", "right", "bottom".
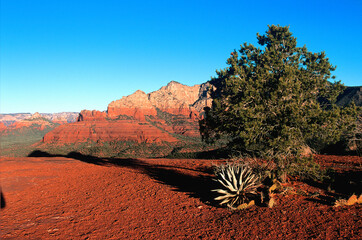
{"left": 43, "top": 120, "right": 177, "bottom": 144}
{"left": 43, "top": 81, "right": 211, "bottom": 144}
{"left": 107, "top": 81, "right": 211, "bottom": 119}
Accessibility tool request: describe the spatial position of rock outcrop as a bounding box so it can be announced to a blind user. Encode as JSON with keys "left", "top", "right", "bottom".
{"left": 43, "top": 120, "right": 178, "bottom": 144}
{"left": 108, "top": 81, "right": 211, "bottom": 120}
{"left": 30, "top": 112, "right": 42, "bottom": 119}
{"left": 148, "top": 81, "right": 201, "bottom": 115}
{"left": 43, "top": 81, "right": 211, "bottom": 145}
{"left": 108, "top": 90, "right": 157, "bottom": 121}
{"left": 78, "top": 110, "right": 107, "bottom": 121}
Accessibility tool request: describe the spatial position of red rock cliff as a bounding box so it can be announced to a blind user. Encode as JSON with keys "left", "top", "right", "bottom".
{"left": 78, "top": 110, "right": 107, "bottom": 121}
{"left": 108, "top": 90, "right": 157, "bottom": 121}
{"left": 43, "top": 81, "right": 211, "bottom": 144}
{"left": 43, "top": 120, "right": 177, "bottom": 144}
{"left": 107, "top": 81, "right": 211, "bottom": 120}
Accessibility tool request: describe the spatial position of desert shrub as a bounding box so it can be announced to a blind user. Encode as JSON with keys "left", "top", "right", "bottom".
{"left": 342, "top": 113, "right": 362, "bottom": 155}
{"left": 228, "top": 153, "right": 330, "bottom": 184}
{"left": 282, "top": 156, "right": 327, "bottom": 182}
{"left": 212, "top": 162, "right": 261, "bottom": 209}
{"left": 200, "top": 25, "right": 358, "bottom": 180}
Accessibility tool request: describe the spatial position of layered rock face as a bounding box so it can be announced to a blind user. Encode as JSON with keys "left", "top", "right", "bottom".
{"left": 108, "top": 90, "right": 157, "bottom": 121}
{"left": 108, "top": 81, "right": 211, "bottom": 119}
{"left": 148, "top": 81, "right": 201, "bottom": 115}
{"left": 43, "top": 121, "right": 178, "bottom": 144}
{"left": 43, "top": 81, "right": 211, "bottom": 144}
{"left": 78, "top": 110, "right": 107, "bottom": 121}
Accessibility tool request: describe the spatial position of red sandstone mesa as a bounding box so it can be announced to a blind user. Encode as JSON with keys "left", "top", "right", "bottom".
{"left": 42, "top": 81, "right": 211, "bottom": 144}
{"left": 43, "top": 120, "right": 178, "bottom": 144}
{"left": 108, "top": 81, "right": 211, "bottom": 119}
{"left": 108, "top": 90, "right": 158, "bottom": 120}
{"left": 77, "top": 110, "right": 107, "bottom": 121}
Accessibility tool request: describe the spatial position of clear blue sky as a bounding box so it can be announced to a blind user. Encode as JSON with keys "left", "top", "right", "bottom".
{"left": 1, "top": 0, "right": 361, "bottom": 113}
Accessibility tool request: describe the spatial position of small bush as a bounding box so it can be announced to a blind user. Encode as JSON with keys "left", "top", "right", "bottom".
{"left": 285, "top": 156, "right": 327, "bottom": 182}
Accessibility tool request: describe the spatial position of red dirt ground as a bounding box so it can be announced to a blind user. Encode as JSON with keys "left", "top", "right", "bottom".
{"left": 0, "top": 155, "right": 361, "bottom": 239}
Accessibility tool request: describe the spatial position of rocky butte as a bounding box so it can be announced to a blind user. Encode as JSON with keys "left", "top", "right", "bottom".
{"left": 43, "top": 81, "right": 211, "bottom": 144}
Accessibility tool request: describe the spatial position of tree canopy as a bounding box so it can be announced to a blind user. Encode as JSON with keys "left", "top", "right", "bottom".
{"left": 200, "top": 25, "right": 358, "bottom": 158}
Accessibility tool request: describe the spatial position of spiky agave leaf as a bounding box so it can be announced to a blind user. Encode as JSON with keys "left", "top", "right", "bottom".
{"left": 212, "top": 163, "right": 260, "bottom": 209}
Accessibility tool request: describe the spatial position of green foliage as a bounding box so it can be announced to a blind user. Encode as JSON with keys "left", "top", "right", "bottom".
{"left": 154, "top": 108, "right": 194, "bottom": 127}
{"left": 0, "top": 124, "right": 59, "bottom": 157}
{"left": 146, "top": 109, "right": 201, "bottom": 142}
{"left": 23, "top": 117, "right": 53, "bottom": 124}
{"left": 228, "top": 154, "right": 327, "bottom": 184}
{"left": 280, "top": 156, "right": 328, "bottom": 182}
{"left": 36, "top": 140, "right": 177, "bottom": 158}
{"left": 342, "top": 113, "right": 362, "bottom": 155}
{"left": 106, "top": 115, "right": 134, "bottom": 121}
{"left": 200, "top": 25, "right": 358, "bottom": 158}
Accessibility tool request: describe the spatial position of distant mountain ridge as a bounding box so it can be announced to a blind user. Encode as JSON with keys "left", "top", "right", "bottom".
{"left": 336, "top": 86, "right": 362, "bottom": 107}
{"left": 0, "top": 112, "right": 79, "bottom": 126}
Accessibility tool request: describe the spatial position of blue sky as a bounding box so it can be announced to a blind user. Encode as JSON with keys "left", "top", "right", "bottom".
{"left": 1, "top": 0, "right": 361, "bottom": 113}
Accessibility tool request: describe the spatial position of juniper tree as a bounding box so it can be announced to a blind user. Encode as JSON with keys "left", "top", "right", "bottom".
{"left": 200, "top": 25, "right": 358, "bottom": 159}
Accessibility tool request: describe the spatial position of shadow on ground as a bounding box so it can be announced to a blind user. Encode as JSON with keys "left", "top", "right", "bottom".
{"left": 28, "top": 150, "right": 361, "bottom": 206}
{"left": 305, "top": 169, "right": 362, "bottom": 205}
{"left": 27, "top": 150, "right": 219, "bottom": 206}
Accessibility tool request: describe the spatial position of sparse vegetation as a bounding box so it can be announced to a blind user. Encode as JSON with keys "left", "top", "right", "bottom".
{"left": 106, "top": 115, "right": 134, "bottom": 121}
{"left": 31, "top": 140, "right": 177, "bottom": 158}
{"left": 0, "top": 124, "right": 59, "bottom": 157}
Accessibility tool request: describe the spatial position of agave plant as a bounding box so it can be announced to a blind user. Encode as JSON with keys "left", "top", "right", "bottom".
{"left": 212, "top": 163, "right": 260, "bottom": 209}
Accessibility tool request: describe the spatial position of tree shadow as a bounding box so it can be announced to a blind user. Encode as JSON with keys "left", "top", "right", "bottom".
{"left": 306, "top": 193, "right": 341, "bottom": 206}
{"left": 140, "top": 164, "right": 217, "bottom": 205}
{"left": 1, "top": 189, "right": 5, "bottom": 209}
{"left": 305, "top": 169, "right": 362, "bottom": 205}
{"left": 165, "top": 147, "right": 230, "bottom": 160}
{"left": 27, "top": 150, "right": 219, "bottom": 206}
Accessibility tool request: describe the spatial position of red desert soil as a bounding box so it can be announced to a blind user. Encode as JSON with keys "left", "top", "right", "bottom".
{"left": 0, "top": 155, "right": 361, "bottom": 239}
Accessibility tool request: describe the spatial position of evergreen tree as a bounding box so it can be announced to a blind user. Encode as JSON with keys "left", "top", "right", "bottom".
{"left": 201, "top": 25, "right": 358, "bottom": 158}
